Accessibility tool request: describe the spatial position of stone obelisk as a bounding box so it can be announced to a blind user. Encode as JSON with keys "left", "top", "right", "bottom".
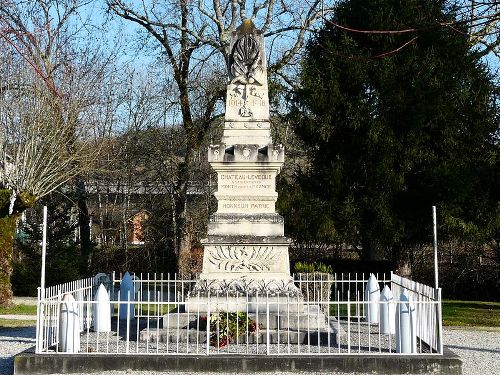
{"left": 198, "top": 20, "right": 294, "bottom": 294}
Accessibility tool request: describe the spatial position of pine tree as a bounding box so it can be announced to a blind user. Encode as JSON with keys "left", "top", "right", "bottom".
{"left": 286, "top": 0, "right": 499, "bottom": 263}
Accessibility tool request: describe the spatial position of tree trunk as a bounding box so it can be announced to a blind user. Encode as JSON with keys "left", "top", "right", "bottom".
{"left": 0, "top": 189, "right": 35, "bottom": 306}
{"left": 175, "top": 145, "right": 194, "bottom": 275}
{"left": 0, "top": 215, "right": 17, "bottom": 306}
{"left": 76, "top": 179, "right": 92, "bottom": 272}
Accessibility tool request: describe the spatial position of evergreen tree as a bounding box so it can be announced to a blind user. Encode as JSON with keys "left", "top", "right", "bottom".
{"left": 286, "top": 0, "right": 499, "bottom": 263}
{"left": 12, "top": 194, "right": 83, "bottom": 296}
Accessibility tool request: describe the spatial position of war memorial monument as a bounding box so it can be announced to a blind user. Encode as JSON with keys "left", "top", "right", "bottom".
{"left": 189, "top": 19, "right": 298, "bottom": 308}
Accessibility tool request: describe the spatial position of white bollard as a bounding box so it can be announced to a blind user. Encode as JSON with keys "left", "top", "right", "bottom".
{"left": 93, "top": 284, "right": 111, "bottom": 332}
{"left": 380, "top": 285, "right": 396, "bottom": 334}
{"left": 58, "top": 293, "right": 80, "bottom": 353}
{"left": 365, "top": 273, "right": 380, "bottom": 324}
{"left": 119, "top": 272, "right": 135, "bottom": 320}
{"left": 396, "top": 290, "right": 417, "bottom": 353}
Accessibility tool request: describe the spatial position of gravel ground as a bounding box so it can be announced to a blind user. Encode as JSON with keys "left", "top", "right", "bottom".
{"left": 0, "top": 325, "right": 498, "bottom": 375}
{"left": 443, "top": 327, "right": 500, "bottom": 375}
{"left": 0, "top": 326, "right": 36, "bottom": 375}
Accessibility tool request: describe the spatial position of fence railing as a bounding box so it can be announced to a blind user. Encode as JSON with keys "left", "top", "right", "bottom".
{"left": 391, "top": 273, "right": 443, "bottom": 353}
{"left": 36, "top": 272, "right": 442, "bottom": 356}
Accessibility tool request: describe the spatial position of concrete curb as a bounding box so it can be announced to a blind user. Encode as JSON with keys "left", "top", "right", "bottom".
{"left": 15, "top": 348, "right": 462, "bottom": 374}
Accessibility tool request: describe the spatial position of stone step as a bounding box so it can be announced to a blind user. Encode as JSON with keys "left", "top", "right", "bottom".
{"left": 162, "top": 311, "right": 331, "bottom": 330}
{"left": 140, "top": 327, "right": 339, "bottom": 346}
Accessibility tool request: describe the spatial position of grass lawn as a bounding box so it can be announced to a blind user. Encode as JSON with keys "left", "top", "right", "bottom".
{"left": 0, "top": 319, "right": 35, "bottom": 328}
{"left": 1, "top": 299, "right": 499, "bottom": 329}
{"left": 442, "top": 300, "right": 500, "bottom": 327}
{"left": 0, "top": 304, "right": 37, "bottom": 315}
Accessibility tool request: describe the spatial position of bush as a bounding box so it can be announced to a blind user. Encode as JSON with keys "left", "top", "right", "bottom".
{"left": 178, "top": 245, "right": 204, "bottom": 279}
{"left": 294, "top": 261, "right": 333, "bottom": 274}
{"left": 294, "top": 262, "right": 333, "bottom": 312}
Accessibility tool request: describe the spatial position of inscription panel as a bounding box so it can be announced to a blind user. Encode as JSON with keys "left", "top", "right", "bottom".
{"left": 225, "top": 83, "right": 270, "bottom": 121}
{"left": 217, "top": 172, "right": 275, "bottom": 192}
{"left": 217, "top": 200, "right": 275, "bottom": 214}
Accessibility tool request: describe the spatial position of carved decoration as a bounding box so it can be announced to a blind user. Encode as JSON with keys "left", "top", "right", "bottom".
{"left": 239, "top": 105, "right": 253, "bottom": 117}
{"left": 242, "top": 148, "right": 251, "bottom": 159}
{"left": 230, "top": 34, "right": 263, "bottom": 85}
{"left": 210, "top": 214, "right": 283, "bottom": 223}
{"left": 249, "top": 86, "right": 263, "bottom": 98}
{"left": 190, "top": 279, "right": 300, "bottom": 297}
{"left": 207, "top": 245, "right": 277, "bottom": 272}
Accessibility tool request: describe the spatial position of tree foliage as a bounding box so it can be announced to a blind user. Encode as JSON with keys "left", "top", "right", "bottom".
{"left": 286, "top": 0, "right": 499, "bottom": 263}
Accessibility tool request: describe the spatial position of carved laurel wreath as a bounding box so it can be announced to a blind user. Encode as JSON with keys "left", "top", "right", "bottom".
{"left": 208, "top": 245, "right": 277, "bottom": 272}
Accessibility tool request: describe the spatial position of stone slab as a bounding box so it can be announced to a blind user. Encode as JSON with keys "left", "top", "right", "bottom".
{"left": 184, "top": 294, "right": 301, "bottom": 314}
{"left": 208, "top": 221, "right": 283, "bottom": 236}
{"left": 162, "top": 308, "right": 334, "bottom": 331}
{"left": 15, "top": 348, "right": 463, "bottom": 374}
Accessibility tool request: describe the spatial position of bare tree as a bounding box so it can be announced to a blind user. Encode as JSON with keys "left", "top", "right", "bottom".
{"left": 107, "top": 0, "right": 334, "bottom": 260}
{"left": 0, "top": 0, "right": 117, "bottom": 303}
{"left": 453, "top": 0, "right": 500, "bottom": 58}
{"left": 0, "top": 0, "right": 123, "bottom": 270}
{"left": 0, "top": 60, "right": 101, "bottom": 304}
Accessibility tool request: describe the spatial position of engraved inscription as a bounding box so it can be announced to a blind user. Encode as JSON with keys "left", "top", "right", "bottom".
{"left": 207, "top": 246, "right": 277, "bottom": 272}
{"left": 220, "top": 202, "right": 271, "bottom": 211}
{"left": 219, "top": 173, "right": 273, "bottom": 190}
{"left": 228, "top": 98, "right": 267, "bottom": 107}
{"left": 222, "top": 203, "right": 249, "bottom": 209}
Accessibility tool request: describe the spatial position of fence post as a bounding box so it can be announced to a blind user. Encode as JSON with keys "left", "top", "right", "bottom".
{"left": 119, "top": 272, "right": 135, "bottom": 321}
{"left": 432, "top": 206, "right": 439, "bottom": 289}
{"left": 396, "top": 290, "right": 416, "bottom": 353}
{"left": 35, "top": 287, "right": 43, "bottom": 353}
{"left": 436, "top": 288, "right": 443, "bottom": 354}
{"left": 380, "top": 285, "right": 395, "bottom": 334}
{"left": 206, "top": 291, "right": 210, "bottom": 355}
{"left": 266, "top": 291, "right": 270, "bottom": 355}
{"left": 40, "top": 206, "right": 47, "bottom": 299}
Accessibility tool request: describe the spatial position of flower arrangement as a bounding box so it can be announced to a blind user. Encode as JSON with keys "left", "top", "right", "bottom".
{"left": 199, "top": 312, "right": 258, "bottom": 348}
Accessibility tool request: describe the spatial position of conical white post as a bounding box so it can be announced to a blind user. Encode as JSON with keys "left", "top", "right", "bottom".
{"left": 396, "top": 290, "right": 417, "bottom": 353}
{"left": 58, "top": 293, "right": 80, "bottom": 353}
{"left": 380, "top": 285, "right": 396, "bottom": 334}
{"left": 119, "top": 272, "right": 135, "bottom": 320}
{"left": 93, "top": 284, "right": 111, "bottom": 332}
{"left": 365, "top": 273, "right": 380, "bottom": 324}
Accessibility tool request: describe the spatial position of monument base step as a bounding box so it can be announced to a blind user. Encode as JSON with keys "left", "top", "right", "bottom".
{"left": 15, "top": 349, "right": 463, "bottom": 374}
{"left": 162, "top": 306, "right": 335, "bottom": 331}
{"left": 139, "top": 328, "right": 340, "bottom": 345}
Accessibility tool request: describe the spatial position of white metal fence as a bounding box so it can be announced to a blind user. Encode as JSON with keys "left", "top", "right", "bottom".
{"left": 35, "top": 272, "right": 442, "bottom": 355}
